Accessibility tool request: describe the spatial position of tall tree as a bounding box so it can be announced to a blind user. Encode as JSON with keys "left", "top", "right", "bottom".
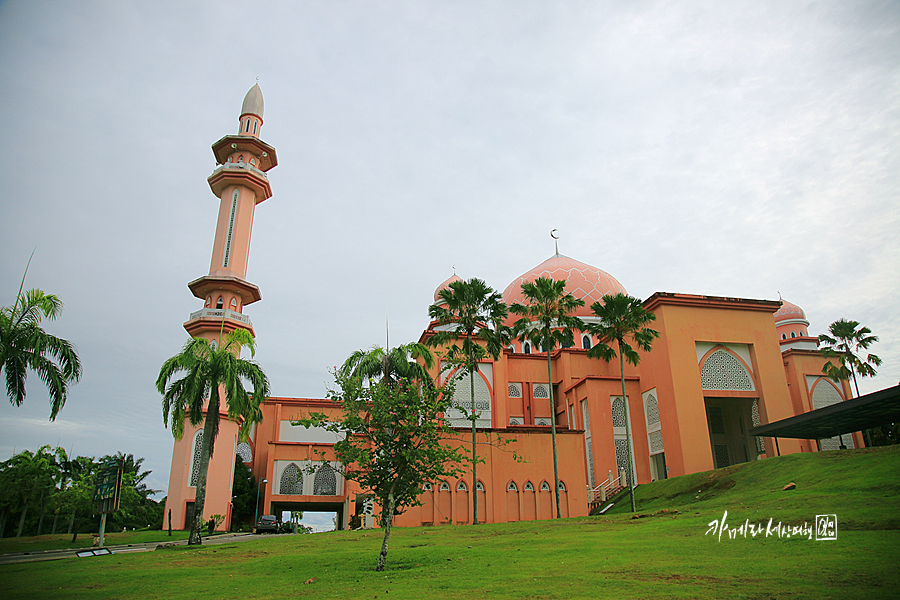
{"left": 339, "top": 343, "right": 435, "bottom": 386}
{"left": 156, "top": 329, "right": 270, "bottom": 545}
{"left": 509, "top": 277, "right": 584, "bottom": 519}
{"left": 297, "top": 358, "right": 464, "bottom": 571}
{"left": 818, "top": 318, "right": 882, "bottom": 398}
{"left": 426, "top": 277, "right": 509, "bottom": 525}
{"left": 585, "top": 293, "right": 659, "bottom": 513}
{"left": 0, "top": 288, "right": 81, "bottom": 420}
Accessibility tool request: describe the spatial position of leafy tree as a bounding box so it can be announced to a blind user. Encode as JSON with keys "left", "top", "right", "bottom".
{"left": 818, "top": 318, "right": 882, "bottom": 398}
{"left": 156, "top": 329, "right": 270, "bottom": 545}
{"left": 0, "top": 287, "right": 81, "bottom": 420}
{"left": 427, "top": 277, "right": 509, "bottom": 525}
{"left": 586, "top": 293, "right": 659, "bottom": 513}
{"left": 339, "top": 343, "right": 435, "bottom": 385}
{"left": 297, "top": 359, "right": 464, "bottom": 571}
{"left": 509, "top": 277, "right": 584, "bottom": 519}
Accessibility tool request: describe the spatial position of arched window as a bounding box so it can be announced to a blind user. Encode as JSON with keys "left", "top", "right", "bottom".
{"left": 507, "top": 481, "right": 518, "bottom": 492}
{"left": 205, "top": 296, "right": 212, "bottom": 308}
{"left": 439, "top": 482, "right": 450, "bottom": 491}
{"left": 524, "top": 481, "right": 534, "bottom": 491}
{"left": 558, "top": 481, "right": 567, "bottom": 491}
{"left": 250, "top": 157, "right": 256, "bottom": 166}
{"left": 422, "top": 483, "right": 432, "bottom": 491}
{"left": 508, "top": 345, "right": 515, "bottom": 353}
{"left": 582, "top": 335, "right": 592, "bottom": 350}
{"left": 227, "top": 156, "right": 233, "bottom": 163}
{"left": 456, "top": 481, "right": 468, "bottom": 492}
{"left": 230, "top": 297, "right": 238, "bottom": 310}
{"left": 313, "top": 464, "right": 337, "bottom": 496}
{"left": 540, "top": 481, "right": 550, "bottom": 491}
{"left": 216, "top": 296, "right": 223, "bottom": 309}
{"left": 700, "top": 349, "right": 754, "bottom": 391}
{"left": 781, "top": 333, "right": 786, "bottom": 340}
{"left": 245, "top": 119, "right": 251, "bottom": 133}
{"left": 475, "top": 481, "right": 484, "bottom": 491}
{"left": 253, "top": 121, "right": 258, "bottom": 135}
{"left": 523, "top": 342, "right": 531, "bottom": 354}
{"left": 791, "top": 331, "right": 796, "bottom": 338}
{"left": 279, "top": 463, "right": 303, "bottom": 495}
{"left": 238, "top": 154, "right": 244, "bottom": 163}
{"left": 189, "top": 430, "right": 203, "bottom": 487}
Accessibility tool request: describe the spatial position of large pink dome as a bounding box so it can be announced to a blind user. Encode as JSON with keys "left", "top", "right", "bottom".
{"left": 774, "top": 300, "right": 806, "bottom": 323}
{"left": 433, "top": 273, "right": 462, "bottom": 303}
{"left": 502, "top": 254, "right": 627, "bottom": 318}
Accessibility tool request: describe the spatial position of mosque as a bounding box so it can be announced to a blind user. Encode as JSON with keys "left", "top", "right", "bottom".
{"left": 163, "top": 85, "right": 859, "bottom": 531}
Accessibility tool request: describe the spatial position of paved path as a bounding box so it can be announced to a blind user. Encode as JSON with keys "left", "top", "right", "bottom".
{"left": 0, "top": 532, "right": 298, "bottom": 565}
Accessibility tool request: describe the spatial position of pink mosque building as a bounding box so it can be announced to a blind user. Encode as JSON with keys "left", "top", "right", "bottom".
{"left": 163, "top": 86, "right": 860, "bottom": 531}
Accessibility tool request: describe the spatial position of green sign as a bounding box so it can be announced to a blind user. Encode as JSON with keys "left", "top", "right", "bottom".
{"left": 92, "top": 458, "right": 124, "bottom": 514}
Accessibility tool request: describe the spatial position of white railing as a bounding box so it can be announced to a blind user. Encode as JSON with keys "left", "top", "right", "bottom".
{"left": 210, "top": 162, "right": 268, "bottom": 180}
{"left": 587, "top": 469, "right": 629, "bottom": 505}
{"left": 188, "top": 308, "right": 252, "bottom": 325}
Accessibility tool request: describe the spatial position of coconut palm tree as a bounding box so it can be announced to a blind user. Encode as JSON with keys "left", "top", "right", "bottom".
{"left": 818, "top": 318, "right": 882, "bottom": 398}
{"left": 509, "top": 277, "right": 584, "bottom": 519}
{"left": 426, "top": 277, "right": 509, "bottom": 525}
{"left": 585, "top": 293, "right": 659, "bottom": 513}
{"left": 156, "top": 328, "right": 269, "bottom": 545}
{"left": 339, "top": 342, "right": 435, "bottom": 386}
{"left": 0, "top": 288, "right": 81, "bottom": 420}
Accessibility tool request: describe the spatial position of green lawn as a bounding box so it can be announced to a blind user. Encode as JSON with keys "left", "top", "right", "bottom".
{"left": 0, "top": 529, "right": 190, "bottom": 554}
{"left": 2, "top": 446, "right": 898, "bottom": 599}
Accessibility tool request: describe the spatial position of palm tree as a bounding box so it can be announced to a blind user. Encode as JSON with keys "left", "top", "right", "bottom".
{"left": 509, "top": 277, "right": 584, "bottom": 519}
{"left": 426, "top": 277, "right": 509, "bottom": 525}
{"left": 0, "top": 289, "right": 81, "bottom": 420}
{"left": 156, "top": 328, "right": 270, "bottom": 545}
{"left": 339, "top": 343, "right": 435, "bottom": 386}
{"left": 818, "top": 318, "right": 882, "bottom": 398}
{"left": 585, "top": 293, "right": 659, "bottom": 513}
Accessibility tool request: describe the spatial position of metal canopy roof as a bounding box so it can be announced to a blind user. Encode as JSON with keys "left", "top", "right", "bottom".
{"left": 749, "top": 384, "right": 900, "bottom": 440}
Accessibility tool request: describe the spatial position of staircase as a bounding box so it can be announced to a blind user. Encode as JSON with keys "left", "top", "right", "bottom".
{"left": 587, "top": 469, "right": 631, "bottom": 515}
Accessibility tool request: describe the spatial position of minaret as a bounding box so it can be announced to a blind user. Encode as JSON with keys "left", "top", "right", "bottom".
{"left": 164, "top": 84, "right": 277, "bottom": 533}
{"left": 184, "top": 82, "right": 278, "bottom": 339}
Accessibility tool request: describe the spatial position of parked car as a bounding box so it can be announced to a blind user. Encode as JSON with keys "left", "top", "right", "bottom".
{"left": 255, "top": 515, "right": 279, "bottom": 534}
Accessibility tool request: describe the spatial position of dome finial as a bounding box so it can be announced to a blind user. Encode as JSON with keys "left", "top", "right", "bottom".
{"left": 550, "top": 229, "right": 560, "bottom": 256}
{"left": 241, "top": 83, "right": 264, "bottom": 119}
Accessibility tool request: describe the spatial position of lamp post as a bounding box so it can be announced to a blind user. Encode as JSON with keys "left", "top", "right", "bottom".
{"left": 254, "top": 478, "right": 267, "bottom": 532}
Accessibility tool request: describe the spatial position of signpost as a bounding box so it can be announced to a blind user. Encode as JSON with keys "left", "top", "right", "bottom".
{"left": 92, "top": 457, "right": 124, "bottom": 546}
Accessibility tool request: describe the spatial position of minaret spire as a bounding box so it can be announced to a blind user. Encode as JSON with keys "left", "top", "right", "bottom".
{"left": 550, "top": 229, "right": 560, "bottom": 256}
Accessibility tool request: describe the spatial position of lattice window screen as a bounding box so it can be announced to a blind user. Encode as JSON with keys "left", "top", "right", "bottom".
{"left": 811, "top": 381, "right": 854, "bottom": 450}
{"left": 540, "top": 481, "right": 550, "bottom": 491}
{"left": 611, "top": 397, "right": 627, "bottom": 428}
{"left": 236, "top": 442, "right": 252, "bottom": 463}
{"left": 644, "top": 393, "right": 664, "bottom": 456}
{"left": 708, "top": 406, "right": 726, "bottom": 435}
{"left": 507, "top": 481, "right": 518, "bottom": 491}
{"left": 279, "top": 463, "right": 303, "bottom": 495}
{"left": 582, "top": 401, "right": 595, "bottom": 488}
{"left": 508, "top": 383, "right": 522, "bottom": 398}
{"left": 649, "top": 431, "right": 664, "bottom": 454}
{"left": 313, "top": 464, "right": 337, "bottom": 496}
{"left": 614, "top": 438, "right": 629, "bottom": 474}
{"left": 700, "top": 350, "right": 754, "bottom": 391}
{"left": 714, "top": 444, "right": 730, "bottom": 468}
{"left": 533, "top": 384, "right": 549, "bottom": 398}
{"left": 190, "top": 431, "right": 203, "bottom": 487}
{"left": 535, "top": 417, "right": 552, "bottom": 426}
{"left": 646, "top": 396, "right": 660, "bottom": 427}
{"left": 751, "top": 400, "right": 765, "bottom": 454}
{"left": 509, "top": 418, "right": 521, "bottom": 426}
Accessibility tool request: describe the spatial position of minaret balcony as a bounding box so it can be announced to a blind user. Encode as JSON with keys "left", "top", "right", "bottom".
{"left": 187, "top": 307, "right": 253, "bottom": 327}
{"left": 208, "top": 162, "right": 272, "bottom": 200}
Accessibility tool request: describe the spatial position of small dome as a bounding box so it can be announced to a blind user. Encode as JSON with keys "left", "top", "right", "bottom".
{"left": 241, "top": 84, "right": 264, "bottom": 118}
{"left": 434, "top": 274, "right": 462, "bottom": 303}
{"left": 502, "top": 254, "right": 627, "bottom": 318}
{"left": 774, "top": 300, "right": 806, "bottom": 323}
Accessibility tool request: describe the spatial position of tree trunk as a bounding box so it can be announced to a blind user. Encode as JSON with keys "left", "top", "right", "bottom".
{"left": 376, "top": 488, "right": 396, "bottom": 572}
{"left": 469, "top": 355, "right": 478, "bottom": 525}
{"left": 16, "top": 503, "right": 28, "bottom": 537}
{"left": 547, "top": 349, "right": 561, "bottom": 519}
{"left": 189, "top": 390, "right": 220, "bottom": 545}
{"left": 67, "top": 512, "right": 75, "bottom": 535}
{"left": 0, "top": 506, "right": 7, "bottom": 538}
{"left": 51, "top": 512, "right": 59, "bottom": 535}
{"left": 36, "top": 492, "right": 46, "bottom": 536}
{"left": 620, "top": 343, "right": 636, "bottom": 513}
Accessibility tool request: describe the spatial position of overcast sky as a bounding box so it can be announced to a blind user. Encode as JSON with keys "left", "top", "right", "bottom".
{"left": 1, "top": 1, "right": 898, "bottom": 514}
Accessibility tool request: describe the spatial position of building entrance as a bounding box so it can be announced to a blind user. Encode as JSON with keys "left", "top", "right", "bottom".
{"left": 705, "top": 398, "right": 756, "bottom": 469}
{"left": 270, "top": 501, "right": 348, "bottom": 531}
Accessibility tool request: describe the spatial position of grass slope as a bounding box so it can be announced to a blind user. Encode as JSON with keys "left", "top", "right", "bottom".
{"left": 2, "top": 446, "right": 898, "bottom": 600}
